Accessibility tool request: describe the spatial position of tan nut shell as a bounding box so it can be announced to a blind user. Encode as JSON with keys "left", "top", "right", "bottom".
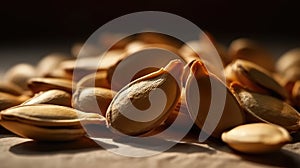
{"left": 225, "top": 59, "right": 288, "bottom": 99}
{"left": 28, "top": 77, "right": 75, "bottom": 93}
{"left": 21, "top": 89, "right": 72, "bottom": 107}
{"left": 185, "top": 60, "right": 245, "bottom": 138}
{"left": 106, "top": 60, "right": 183, "bottom": 136}
{"left": 222, "top": 123, "right": 291, "bottom": 154}
{"left": 72, "top": 87, "right": 116, "bottom": 116}
{"left": 230, "top": 83, "right": 300, "bottom": 132}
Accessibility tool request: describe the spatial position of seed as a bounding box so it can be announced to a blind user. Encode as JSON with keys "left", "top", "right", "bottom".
{"left": 0, "top": 104, "right": 105, "bottom": 141}
{"left": 36, "top": 53, "right": 70, "bottom": 77}
{"left": 72, "top": 87, "right": 116, "bottom": 116}
{"left": 0, "top": 92, "right": 28, "bottom": 111}
{"left": 185, "top": 60, "right": 245, "bottom": 138}
{"left": 228, "top": 38, "right": 275, "bottom": 71}
{"left": 230, "top": 82, "right": 300, "bottom": 132}
{"left": 283, "top": 66, "right": 300, "bottom": 82}
{"left": 77, "top": 71, "right": 111, "bottom": 89}
{"left": 106, "top": 59, "right": 184, "bottom": 136}
{"left": 4, "top": 63, "right": 37, "bottom": 90}
{"left": 221, "top": 123, "right": 291, "bottom": 154}
{"left": 21, "top": 89, "right": 71, "bottom": 107}
{"left": 0, "top": 82, "right": 24, "bottom": 96}
{"left": 225, "top": 59, "right": 288, "bottom": 99}
{"left": 27, "top": 77, "right": 75, "bottom": 93}
{"left": 276, "top": 48, "right": 300, "bottom": 74}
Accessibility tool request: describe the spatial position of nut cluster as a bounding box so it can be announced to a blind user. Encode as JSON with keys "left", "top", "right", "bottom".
{"left": 0, "top": 32, "right": 299, "bottom": 154}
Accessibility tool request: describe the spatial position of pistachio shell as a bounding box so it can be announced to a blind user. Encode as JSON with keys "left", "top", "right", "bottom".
{"left": 36, "top": 53, "right": 70, "bottom": 77}
{"left": 106, "top": 59, "right": 183, "bottom": 136}
{"left": 276, "top": 48, "right": 300, "bottom": 74}
{"left": 292, "top": 81, "right": 300, "bottom": 110}
{"left": 0, "top": 82, "right": 24, "bottom": 96}
{"left": 77, "top": 71, "right": 111, "bottom": 89}
{"left": 222, "top": 123, "right": 291, "bottom": 154}
{"left": 72, "top": 87, "right": 116, "bottom": 116}
{"left": 230, "top": 83, "right": 300, "bottom": 132}
{"left": 0, "top": 104, "right": 106, "bottom": 141}
{"left": 0, "top": 92, "right": 26, "bottom": 110}
{"left": 4, "top": 63, "right": 37, "bottom": 90}
{"left": 228, "top": 38, "right": 275, "bottom": 71}
{"left": 225, "top": 59, "right": 288, "bottom": 99}
{"left": 185, "top": 61, "right": 245, "bottom": 138}
{"left": 21, "top": 89, "right": 72, "bottom": 107}
{"left": 0, "top": 104, "right": 104, "bottom": 127}
{"left": 27, "top": 77, "right": 75, "bottom": 93}
{"left": 0, "top": 120, "right": 85, "bottom": 141}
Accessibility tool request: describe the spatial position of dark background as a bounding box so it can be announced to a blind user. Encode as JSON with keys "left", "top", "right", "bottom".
{"left": 1, "top": 0, "right": 300, "bottom": 44}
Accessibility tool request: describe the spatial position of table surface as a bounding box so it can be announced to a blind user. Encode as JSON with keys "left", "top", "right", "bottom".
{"left": 1, "top": 42, "right": 300, "bottom": 168}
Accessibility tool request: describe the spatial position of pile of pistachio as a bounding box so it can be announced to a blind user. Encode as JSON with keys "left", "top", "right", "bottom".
{"left": 0, "top": 33, "right": 299, "bottom": 154}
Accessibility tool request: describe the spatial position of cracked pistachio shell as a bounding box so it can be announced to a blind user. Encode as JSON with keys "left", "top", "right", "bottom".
{"left": 222, "top": 123, "right": 291, "bottom": 154}
{"left": 21, "top": 89, "right": 72, "bottom": 107}
{"left": 225, "top": 59, "right": 288, "bottom": 99}
{"left": 185, "top": 60, "right": 245, "bottom": 138}
{"left": 72, "top": 87, "right": 116, "bottom": 116}
{"left": 28, "top": 77, "right": 75, "bottom": 93}
{"left": 106, "top": 60, "right": 183, "bottom": 136}
{"left": 0, "top": 104, "right": 106, "bottom": 141}
{"left": 230, "top": 83, "right": 300, "bottom": 132}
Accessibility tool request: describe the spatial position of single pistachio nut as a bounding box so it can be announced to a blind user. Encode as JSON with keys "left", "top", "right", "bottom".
{"left": 0, "top": 92, "right": 27, "bottom": 111}
{"left": 0, "top": 104, "right": 106, "bottom": 141}
{"left": 27, "top": 77, "right": 75, "bottom": 93}
{"left": 36, "top": 53, "right": 70, "bottom": 77}
{"left": 21, "top": 89, "right": 72, "bottom": 107}
{"left": 72, "top": 87, "right": 116, "bottom": 116}
{"left": 4, "top": 63, "right": 37, "bottom": 90}
{"left": 276, "top": 48, "right": 300, "bottom": 74}
{"left": 228, "top": 38, "right": 275, "bottom": 71}
{"left": 0, "top": 82, "right": 24, "bottom": 96}
{"left": 222, "top": 123, "right": 291, "bottom": 154}
{"left": 225, "top": 59, "right": 288, "bottom": 99}
{"left": 106, "top": 59, "right": 184, "bottom": 136}
{"left": 230, "top": 83, "right": 300, "bottom": 132}
{"left": 185, "top": 60, "right": 245, "bottom": 138}
{"left": 77, "top": 71, "right": 111, "bottom": 89}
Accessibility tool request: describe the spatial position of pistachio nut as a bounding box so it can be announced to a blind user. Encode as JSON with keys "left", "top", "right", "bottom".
{"left": 225, "top": 59, "right": 288, "bottom": 99}
{"left": 0, "top": 92, "right": 28, "bottom": 111}
{"left": 36, "top": 53, "right": 70, "bottom": 77}
{"left": 185, "top": 60, "right": 245, "bottom": 138}
{"left": 222, "top": 123, "right": 291, "bottom": 154}
{"left": 27, "top": 77, "right": 75, "bottom": 93}
{"left": 4, "top": 63, "right": 36, "bottom": 90}
{"left": 276, "top": 48, "right": 300, "bottom": 74}
{"left": 72, "top": 87, "right": 116, "bottom": 116}
{"left": 0, "top": 82, "right": 24, "bottom": 96}
{"left": 230, "top": 83, "right": 300, "bottom": 132}
{"left": 21, "top": 89, "right": 72, "bottom": 107}
{"left": 0, "top": 104, "right": 105, "bottom": 141}
{"left": 228, "top": 38, "right": 275, "bottom": 71}
{"left": 77, "top": 71, "right": 111, "bottom": 89}
{"left": 106, "top": 59, "right": 183, "bottom": 136}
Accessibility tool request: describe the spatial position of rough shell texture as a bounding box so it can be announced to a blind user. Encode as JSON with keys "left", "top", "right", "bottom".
{"left": 230, "top": 83, "right": 300, "bottom": 132}
{"left": 106, "top": 60, "right": 183, "bottom": 136}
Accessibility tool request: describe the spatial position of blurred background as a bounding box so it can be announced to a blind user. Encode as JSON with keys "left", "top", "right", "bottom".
{"left": 0, "top": 0, "right": 299, "bottom": 71}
